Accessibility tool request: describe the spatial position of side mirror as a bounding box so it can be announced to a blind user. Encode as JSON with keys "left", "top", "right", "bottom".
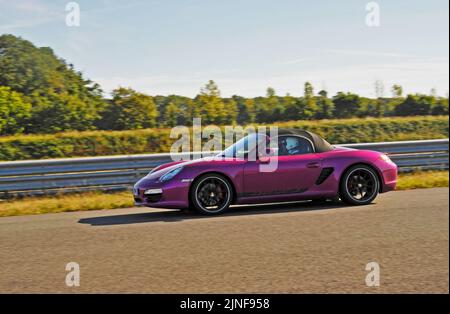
{"left": 265, "top": 147, "right": 276, "bottom": 156}
{"left": 258, "top": 155, "right": 271, "bottom": 164}
{"left": 258, "top": 147, "right": 275, "bottom": 164}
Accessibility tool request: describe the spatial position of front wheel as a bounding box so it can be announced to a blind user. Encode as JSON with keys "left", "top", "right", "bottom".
{"left": 340, "top": 165, "right": 380, "bottom": 205}
{"left": 190, "top": 174, "right": 233, "bottom": 215}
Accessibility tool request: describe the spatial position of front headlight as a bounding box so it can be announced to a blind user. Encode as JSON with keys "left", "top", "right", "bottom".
{"left": 379, "top": 154, "right": 394, "bottom": 164}
{"left": 158, "top": 167, "right": 183, "bottom": 182}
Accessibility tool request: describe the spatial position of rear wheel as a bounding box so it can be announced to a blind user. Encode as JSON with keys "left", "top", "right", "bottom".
{"left": 340, "top": 165, "right": 379, "bottom": 205}
{"left": 190, "top": 174, "right": 233, "bottom": 215}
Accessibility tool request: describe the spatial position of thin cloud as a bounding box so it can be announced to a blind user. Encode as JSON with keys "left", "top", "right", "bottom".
{"left": 0, "top": 17, "right": 59, "bottom": 31}
{"left": 85, "top": 0, "right": 156, "bottom": 14}
{"left": 324, "top": 49, "right": 419, "bottom": 59}
{"left": 0, "top": 0, "right": 63, "bottom": 31}
{"left": 15, "top": 0, "right": 50, "bottom": 13}
{"left": 277, "top": 57, "right": 318, "bottom": 66}
{"left": 93, "top": 58, "right": 449, "bottom": 98}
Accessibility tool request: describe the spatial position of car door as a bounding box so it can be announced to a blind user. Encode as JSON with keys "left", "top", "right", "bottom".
{"left": 242, "top": 135, "right": 322, "bottom": 199}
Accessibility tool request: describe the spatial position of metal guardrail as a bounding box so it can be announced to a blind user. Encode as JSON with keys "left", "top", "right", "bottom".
{"left": 0, "top": 139, "right": 448, "bottom": 197}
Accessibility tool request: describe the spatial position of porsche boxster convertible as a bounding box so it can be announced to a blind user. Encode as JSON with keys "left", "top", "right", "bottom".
{"left": 133, "top": 129, "right": 397, "bottom": 215}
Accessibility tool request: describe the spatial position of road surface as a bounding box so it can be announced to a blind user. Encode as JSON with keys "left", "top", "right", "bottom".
{"left": 0, "top": 188, "right": 448, "bottom": 293}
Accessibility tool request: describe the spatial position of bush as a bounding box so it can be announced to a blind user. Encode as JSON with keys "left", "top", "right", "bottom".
{"left": 0, "top": 86, "right": 32, "bottom": 135}
{"left": 0, "top": 116, "right": 448, "bottom": 161}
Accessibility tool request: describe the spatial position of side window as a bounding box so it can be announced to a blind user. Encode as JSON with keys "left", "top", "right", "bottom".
{"left": 277, "top": 136, "right": 314, "bottom": 156}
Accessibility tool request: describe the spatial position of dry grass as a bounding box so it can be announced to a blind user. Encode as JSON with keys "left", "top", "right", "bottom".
{"left": 396, "top": 170, "right": 449, "bottom": 190}
{"left": 0, "top": 191, "right": 133, "bottom": 217}
{"left": 0, "top": 171, "right": 448, "bottom": 218}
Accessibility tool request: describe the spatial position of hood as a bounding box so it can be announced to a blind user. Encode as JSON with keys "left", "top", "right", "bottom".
{"left": 146, "top": 155, "right": 233, "bottom": 179}
{"left": 332, "top": 146, "right": 355, "bottom": 152}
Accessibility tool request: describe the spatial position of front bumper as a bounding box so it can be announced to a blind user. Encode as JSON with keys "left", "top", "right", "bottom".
{"left": 374, "top": 159, "right": 398, "bottom": 193}
{"left": 133, "top": 179, "right": 191, "bottom": 209}
{"left": 380, "top": 168, "right": 397, "bottom": 192}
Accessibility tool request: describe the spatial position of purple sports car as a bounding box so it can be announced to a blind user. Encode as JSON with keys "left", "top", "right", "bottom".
{"left": 133, "top": 129, "right": 398, "bottom": 215}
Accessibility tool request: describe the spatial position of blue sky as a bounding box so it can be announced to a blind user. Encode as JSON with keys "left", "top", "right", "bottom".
{"left": 0, "top": 0, "right": 448, "bottom": 97}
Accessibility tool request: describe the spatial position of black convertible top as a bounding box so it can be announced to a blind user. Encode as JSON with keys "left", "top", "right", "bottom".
{"left": 272, "top": 128, "right": 334, "bottom": 153}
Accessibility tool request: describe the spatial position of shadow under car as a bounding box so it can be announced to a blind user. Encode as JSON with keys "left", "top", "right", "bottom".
{"left": 78, "top": 200, "right": 350, "bottom": 226}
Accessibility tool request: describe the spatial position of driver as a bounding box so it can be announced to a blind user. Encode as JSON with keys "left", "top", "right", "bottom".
{"left": 285, "top": 137, "right": 302, "bottom": 155}
{"left": 279, "top": 137, "right": 302, "bottom": 155}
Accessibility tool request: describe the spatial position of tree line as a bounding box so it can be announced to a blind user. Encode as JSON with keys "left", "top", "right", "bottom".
{"left": 0, "top": 34, "right": 448, "bottom": 136}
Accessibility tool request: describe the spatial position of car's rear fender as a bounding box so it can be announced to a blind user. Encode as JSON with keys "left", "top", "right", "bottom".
{"left": 322, "top": 150, "right": 397, "bottom": 194}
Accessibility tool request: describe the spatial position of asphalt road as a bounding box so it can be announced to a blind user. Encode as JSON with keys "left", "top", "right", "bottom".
{"left": 0, "top": 188, "right": 448, "bottom": 293}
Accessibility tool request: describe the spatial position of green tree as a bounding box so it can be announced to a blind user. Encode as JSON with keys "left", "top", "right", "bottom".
{"left": 158, "top": 95, "right": 195, "bottom": 126}
{"left": 184, "top": 97, "right": 200, "bottom": 126}
{"left": 297, "top": 98, "right": 318, "bottom": 120}
{"left": 315, "top": 92, "right": 334, "bottom": 119}
{"left": 0, "top": 86, "right": 32, "bottom": 135}
{"left": 375, "top": 98, "right": 386, "bottom": 117}
{"left": 282, "top": 94, "right": 299, "bottom": 121}
{"left": 374, "top": 80, "right": 385, "bottom": 98}
{"left": 234, "top": 96, "right": 256, "bottom": 124}
{"left": 265, "top": 87, "right": 283, "bottom": 122}
{"left": 98, "top": 87, "right": 158, "bottom": 130}
{"left": 223, "top": 98, "right": 238, "bottom": 124}
{"left": 197, "top": 80, "right": 226, "bottom": 124}
{"left": 301, "top": 82, "right": 318, "bottom": 119}
{"left": 332, "top": 92, "right": 362, "bottom": 118}
{"left": 0, "top": 34, "right": 105, "bottom": 133}
{"left": 318, "top": 90, "right": 328, "bottom": 98}
{"left": 163, "top": 101, "right": 180, "bottom": 127}
{"left": 266, "top": 87, "right": 276, "bottom": 98}
{"left": 254, "top": 97, "right": 272, "bottom": 123}
{"left": 304, "top": 82, "right": 314, "bottom": 99}
{"left": 362, "top": 98, "right": 385, "bottom": 117}
{"left": 431, "top": 97, "right": 449, "bottom": 115}
{"left": 382, "top": 84, "right": 405, "bottom": 116}
{"left": 391, "top": 84, "right": 403, "bottom": 98}
{"left": 233, "top": 96, "right": 248, "bottom": 124}
{"left": 395, "top": 94, "right": 435, "bottom": 116}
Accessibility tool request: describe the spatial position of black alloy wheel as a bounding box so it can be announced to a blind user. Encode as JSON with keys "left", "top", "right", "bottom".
{"left": 191, "top": 174, "right": 233, "bottom": 215}
{"left": 340, "top": 165, "right": 380, "bottom": 205}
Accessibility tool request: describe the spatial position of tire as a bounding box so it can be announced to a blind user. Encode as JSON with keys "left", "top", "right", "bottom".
{"left": 190, "top": 174, "right": 233, "bottom": 215}
{"left": 339, "top": 165, "right": 380, "bottom": 205}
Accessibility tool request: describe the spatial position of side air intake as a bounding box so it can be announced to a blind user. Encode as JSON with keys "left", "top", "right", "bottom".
{"left": 315, "top": 167, "right": 334, "bottom": 185}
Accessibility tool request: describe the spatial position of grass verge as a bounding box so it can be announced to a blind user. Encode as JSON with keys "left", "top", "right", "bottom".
{"left": 395, "top": 170, "right": 449, "bottom": 190}
{"left": 0, "top": 171, "right": 448, "bottom": 218}
{"left": 0, "top": 191, "right": 133, "bottom": 217}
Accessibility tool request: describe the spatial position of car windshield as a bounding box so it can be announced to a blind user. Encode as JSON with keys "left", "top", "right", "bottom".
{"left": 219, "top": 133, "right": 266, "bottom": 158}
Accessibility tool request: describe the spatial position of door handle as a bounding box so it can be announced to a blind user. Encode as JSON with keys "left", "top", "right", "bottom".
{"left": 306, "top": 161, "right": 320, "bottom": 168}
